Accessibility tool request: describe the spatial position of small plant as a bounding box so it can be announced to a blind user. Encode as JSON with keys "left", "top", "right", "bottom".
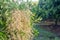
{"left": 0, "top": 0, "right": 41, "bottom": 40}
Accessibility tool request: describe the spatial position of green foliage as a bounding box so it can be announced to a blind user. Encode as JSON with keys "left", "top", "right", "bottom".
{"left": 0, "top": 0, "right": 18, "bottom": 39}
{"left": 19, "top": 2, "right": 27, "bottom": 10}
{"left": 33, "top": 28, "right": 39, "bottom": 36}
{"left": 0, "top": 32, "right": 7, "bottom": 40}
{"left": 30, "top": 2, "right": 42, "bottom": 23}
{"left": 38, "top": 0, "right": 60, "bottom": 20}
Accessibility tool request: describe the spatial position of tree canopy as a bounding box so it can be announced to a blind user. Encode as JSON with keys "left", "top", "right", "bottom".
{"left": 37, "top": 0, "right": 60, "bottom": 25}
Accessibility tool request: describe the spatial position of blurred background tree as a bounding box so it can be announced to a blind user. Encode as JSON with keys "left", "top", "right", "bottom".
{"left": 36, "top": 0, "right": 60, "bottom": 29}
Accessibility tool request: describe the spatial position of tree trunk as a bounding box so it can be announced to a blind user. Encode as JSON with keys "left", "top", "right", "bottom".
{"left": 53, "top": 18, "right": 58, "bottom": 30}
{"left": 55, "top": 18, "right": 58, "bottom": 26}
{"left": 51, "top": 18, "right": 58, "bottom": 30}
